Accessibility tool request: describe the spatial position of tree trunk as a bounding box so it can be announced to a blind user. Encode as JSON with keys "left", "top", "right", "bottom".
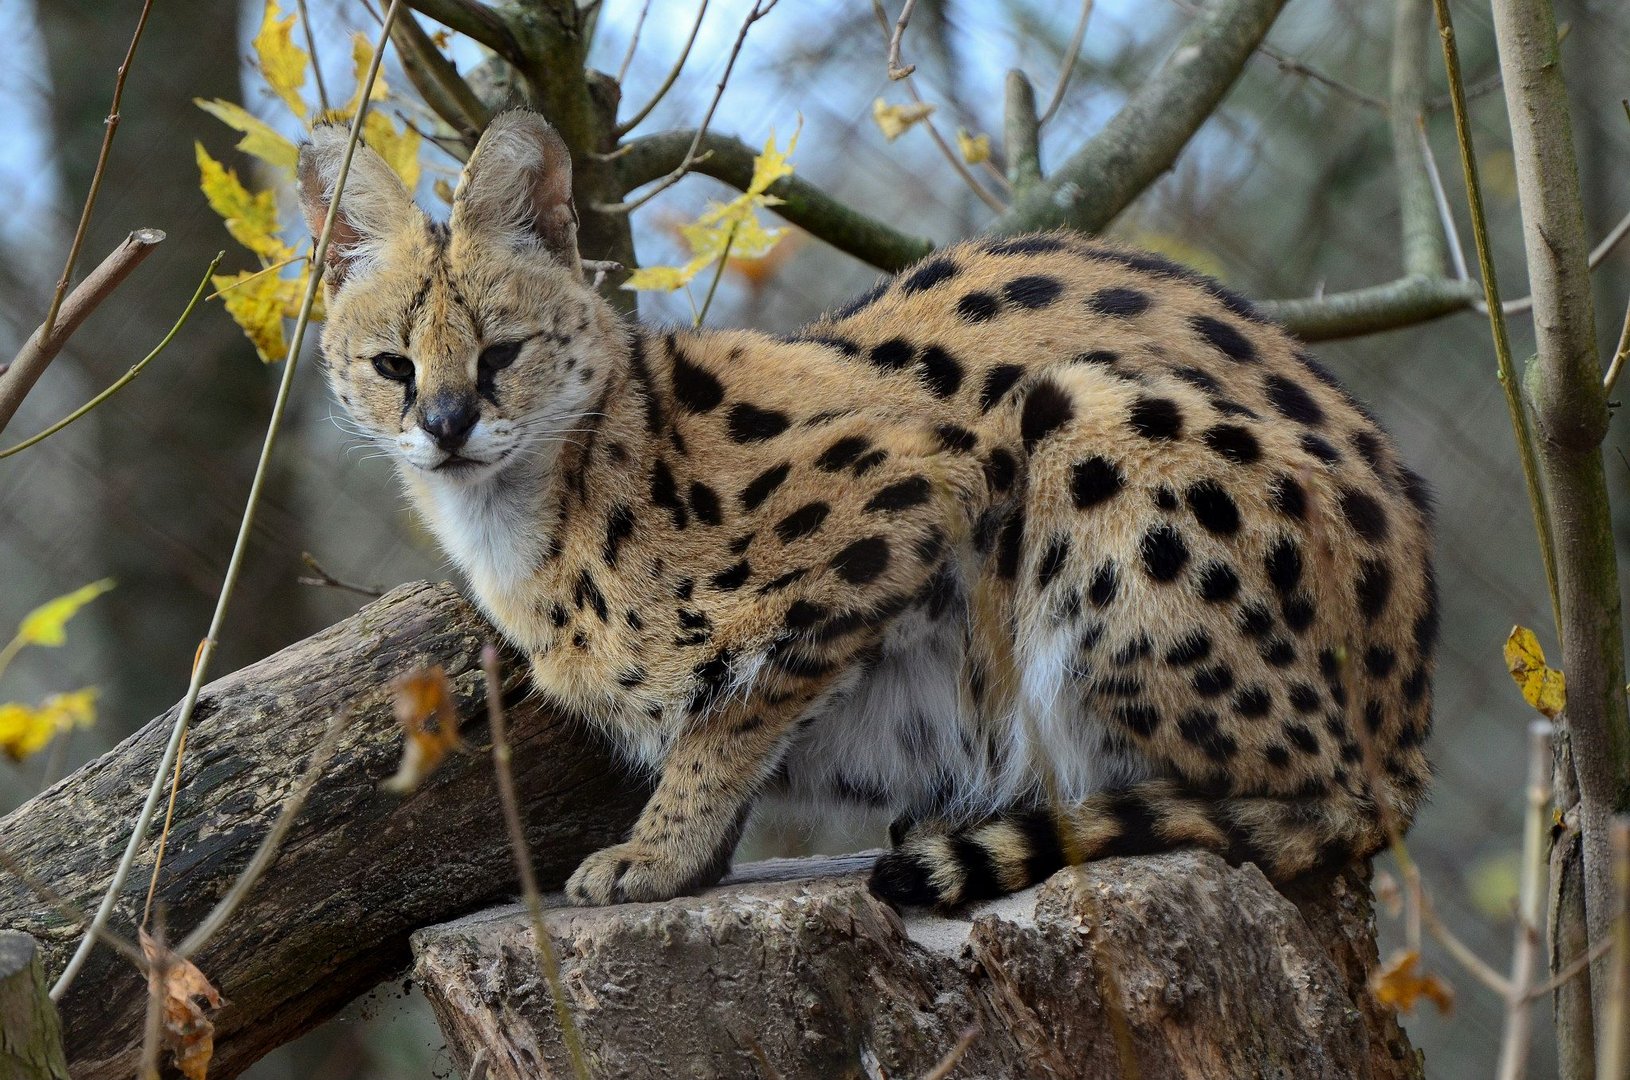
{"left": 0, "top": 932, "right": 70, "bottom": 1080}
{"left": 0, "top": 582, "right": 649, "bottom": 1080}
{"left": 413, "top": 851, "right": 1424, "bottom": 1080}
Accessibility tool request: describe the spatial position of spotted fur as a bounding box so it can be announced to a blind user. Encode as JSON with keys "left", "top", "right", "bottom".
{"left": 301, "top": 113, "right": 1435, "bottom": 909}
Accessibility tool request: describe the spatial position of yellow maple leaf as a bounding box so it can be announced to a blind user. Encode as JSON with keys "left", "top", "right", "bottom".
{"left": 213, "top": 270, "right": 309, "bottom": 363}
{"left": 16, "top": 579, "right": 114, "bottom": 648}
{"left": 253, "top": 0, "right": 309, "bottom": 118}
{"left": 624, "top": 262, "right": 706, "bottom": 293}
{"left": 746, "top": 124, "right": 800, "bottom": 197}
{"left": 197, "top": 143, "right": 293, "bottom": 261}
{"left": 434, "top": 178, "right": 455, "bottom": 203}
{"left": 344, "top": 32, "right": 391, "bottom": 114}
{"left": 141, "top": 929, "right": 226, "bottom": 1080}
{"left": 195, "top": 98, "right": 300, "bottom": 176}
{"left": 1371, "top": 949, "right": 1454, "bottom": 1015}
{"left": 873, "top": 98, "right": 935, "bottom": 141}
{"left": 382, "top": 666, "right": 463, "bottom": 793}
{"left": 956, "top": 128, "right": 991, "bottom": 164}
{"left": 0, "top": 689, "right": 97, "bottom": 762}
{"left": 364, "top": 111, "right": 422, "bottom": 191}
{"left": 1505, "top": 625, "right": 1566, "bottom": 719}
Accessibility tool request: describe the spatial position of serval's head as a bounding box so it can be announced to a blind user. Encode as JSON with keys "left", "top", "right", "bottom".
{"left": 298, "top": 111, "right": 621, "bottom": 486}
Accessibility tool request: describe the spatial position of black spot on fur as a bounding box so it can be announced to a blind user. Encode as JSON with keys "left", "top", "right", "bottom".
{"left": 775, "top": 502, "right": 830, "bottom": 543}
{"left": 1288, "top": 683, "right": 1321, "bottom": 713}
{"left": 1237, "top": 603, "right": 1274, "bottom": 638}
{"left": 935, "top": 424, "right": 977, "bottom": 453}
{"left": 727, "top": 402, "right": 790, "bottom": 443}
{"left": 1072, "top": 456, "right": 1124, "bottom": 509}
{"left": 1129, "top": 396, "right": 1184, "bottom": 440}
{"left": 832, "top": 277, "right": 890, "bottom": 319}
{"left": 784, "top": 599, "right": 827, "bottom": 630}
{"left": 1178, "top": 709, "right": 1238, "bottom": 761}
{"left": 1088, "top": 562, "right": 1119, "bottom": 607}
{"left": 1198, "top": 563, "right": 1241, "bottom": 603}
{"left": 799, "top": 334, "right": 860, "bottom": 357}
{"left": 603, "top": 503, "right": 636, "bottom": 566}
{"left": 1260, "top": 637, "right": 1297, "bottom": 667}
{"left": 1154, "top": 487, "right": 1178, "bottom": 511}
{"left": 758, "top": 568, "right": 808, "bottom": 594}
{"left": 1351, "top": 430, "right": 1384, "bottom": 470}
{"left": 900, "top": 257, "right": 959, "bottom": 294}
{"left": 852, "top": 450, "right": 889, "bottom": 475}
{"left": 1339, "top": 487, "right": 1389, "bottom": 543}
{"left": 1398, "top": 466, "right": 1434, "bottom": 517}
{"left": 689, "top": 482, "right": 722, "bottom": 526}
{"left": 1171, "top": 365, "right": 1221, "bottom": 393}
{"left": 1087, "top": 286, "right": 1151, "bottom": 317}
{"left": 1037, "top": 537, "right": 1070, "bottom": 589}
{"left": 1165, "top": 630, "right": 1212, "bottom": 666}
{"left": 867, "top": 476, "right": 932, "bottom": 513}
{"left": 981, "top": 364, "right": 1024, "bottom": 411}
{"left": 1185, "top": 480, "right": 1240, "bottom": 536}
{"left": 1300, "top": 433, "right": 1341, "bottom": 464}
{"left": 1002, "top": 275, "right": 1064, "bottom": 309}
{"left": 817, "top": 437, "right": 870, "bottom": 472}
{"left": 1140, "top": 524, "right": 1190, "bottom": 582}
{"left": 956, "top": 291, "right": 1000, "bottom": 322}
{"left": 1413, "top": 567, "right": 1440, "bottom": 655}
{"left": 833, "top": 536, "right": 891, "bottom": 585}
{"left": 987, "top": 235, "right": 1069, "bottom": 256}
{"left": 917, "top": 346, "right": 964, "bottom": 398}
{"left": 983, "top": 448, "right": 1017, "bottom": 493}
{"left": 1356, "top": 558, "right": 1393, "bottom": 622}
{"left": 1284, "top": 724, "right": 1320, "bottom": 754}
{"left": 1266, "top": 537, "right": 1303, "bottom": 595}
{"left": 1021, "top": 380, "right": 1074, "bottom": 451}
{"left": 1191, "top": 314, "right": 1258, "bottom": 363}
{"left": 1281, "top": 594, "right": 1316, "bottom": 633}
{"left": 1203, "top": 424, "right": 1261, "bottom": 464}
{"left": 650, "top": 460, "right": 689, "bottom": 528}
{"left": 710, "top": 560, "right": 751, "bottom": 590}
{"left": 1234, "top": 687, "right": 1272, "bottom": 718}
{"left": 669, "top": 348, "right": 724, "bottom": 412}
{"left": 1264, "top": 372, "right": 1324, "bottom": 426}
{"left": 1364, "top": 645, "right": 1397, "bottom": 679}
{"left": 869, "top": 338, "right": 916, "bottom": 371}
{"left": 1271, "top": 474, "right": 1306, "bottom": 520}
{"left": 996, "top": 509, "right": 1026, "bottom": 579}
{"left": 1115, "top": 704, "right": 1162, "bottom": 737}
{"left": 1264, "top": 745, "right": 1292, "bottom": 768}
{"left": 740, "top": 462, "right": 791, "bottom": 510}
{"left": 573, "top": 571, "right": 608, "bottom": 621}
{"left": 1193, "top": 664, "right": 1235, "bottom": 697}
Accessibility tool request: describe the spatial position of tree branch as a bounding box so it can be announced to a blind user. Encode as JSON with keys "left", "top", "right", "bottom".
{"left": 616, "top": 130, "right": 935, "bottom": 272}
{"left": 1489, "top": 0, "right": 1629, "bottom": 1029}
{"left": 392, "top": 10, "right": 489, "bottom": 147}
{"left": 988, "top": 0, "right": 1288, "bottom": 235}
{"left": 1390, "top": 0, "right": 1446, "bottom": 278}
{"left": 1004, "top": 71, "right": 1043, "bottom": 193}
{"left": 0, "top": 230, "right": 164, "bottom": 438}
{"left": 1256, "top": 275, "right": 1479, "bottom": 341}
{"left": 400, "top": 0, "right": 520, "bottom": 63}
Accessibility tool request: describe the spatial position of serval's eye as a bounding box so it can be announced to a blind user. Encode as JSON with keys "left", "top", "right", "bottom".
{"left": 372, "top": 352, "right": 414, "bottom": 382}
{"left": 479, "top": 340, "right": 523, "bottom": 371}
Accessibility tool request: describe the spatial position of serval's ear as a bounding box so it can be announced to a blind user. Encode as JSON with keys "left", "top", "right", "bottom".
{"left": 450, "top": 110, "right": 580, "bottom": 275}
{"left": 296, "top": 124, "right": 423, "bottom": 289}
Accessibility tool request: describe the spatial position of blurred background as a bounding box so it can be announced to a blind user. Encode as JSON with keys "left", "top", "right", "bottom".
{"left": 1, "top": 0, "right": 1626, "bottom": 1075}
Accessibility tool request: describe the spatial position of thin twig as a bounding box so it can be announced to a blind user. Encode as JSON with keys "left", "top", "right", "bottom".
{"left": 0, "top": 229, "right": 164, "bottom": 438}
{"left": 1167, "top": 0, "right": 1385, "bottom": 111}
{"left": 1431, "top": 0, "right": 1562, "bottom": 643}
{"left": 399, "top": 0, "right": 521, "bottom": 63}
{"left": 206, "top": 254, "right": 306, "bottom": 300}
{"left": 480, "top": 645, "right": 590, "bottom": 1080}
{"left": 1038, "top": 0, "right": 1093, "bottom": 127}
{"left": 615, "top": 0, "right": 710, "bottom": 138}
{"left": 694, "top": 222, "right": 738, "bottom": 327}
{"left": 0, "top": 253, "right": 222, "bottom": 461}
{"left": 49, "top": 0, "right": 406, "bottom": 1002}
{"left": 1418, "top": 121, "right": 1469, "bottom": 281}
{"left": 138, "top": 910, "right": 167, "bottom": 1080}
{"left": 34, "top": 1, "right": 153, "bottom": 358}
{"left": 391, "top": 9, "right": 489, "bottom": 142}
{"left": 1495, "top": 206, "right": 1630, "bottom": 316}
{"left": 1495, "top": 720, "right": 1554, "bottom": 1080}
{"left": 595, "top": 0, "right": 779, "bottom": 215}
{"left": 295, "top": 0, "right": 332, "bottom": 112}
{"left": 884, "top": 0, "right": 920, "bottom": 80}
{"left": 177, "top": 713, "right": 348, "bottom": 957}
{"left": 1526, "top": 934, "right": 1615, "bottom": 1001}
{"left": 616, "top": 0, "right": 653, "bottom": 84}
{"left": 1605, "top": 298, "right": 1629, "bottom": 396}
{"left": 920, "top": 1026, "right": 979, "bottom": 1080}
{"left": 297, "top": 552, "right": 385, "bottom": 598}
{"left": 1599, "top": 816, "right": 1629, "bottom": 1080}
{"left": 0, "top": 848, "right": 146, "bottom": 969}
{"left": 1391, "top": 0, "right": 1445, "bottom": 279}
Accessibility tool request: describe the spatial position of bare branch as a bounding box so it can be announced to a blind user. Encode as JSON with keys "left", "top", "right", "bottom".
{"left": 614, "top": 0, "right": 710, "bottom": 138}
{"left": 615, "top": 0, "right": 653, "bottom": 84}
{"left": 1418, "top": 122, "right": 1469, "bottom": 281}
{"left": 991, "top": 0, "right": 1289, "bottom": 235}
{"left": 295, "top": 0, "right": 332, "bottom": 112}
{"left": 1498, "top": 207, "right": 1630, "bottom": 316}
{"left": 1390, "top": 0, "right": 1445, "bottom": 278}
{"left": 297, "top": 552, "right": 385, "bottom": 599}
{"left": 1004, "top": 71, "right": 1042, "bottom": 191}
{"left": 1038, "top": 0, "right": 1093, "bottom": 127}
{"left": 884, "top": 0, "right": 919, "bottom": 80}
{"left": 1600, "top": 817, "right": 1630, "bottom": 1080}
{"left": 0, "top": 229, "right": 164, "bottom": 438}
{"left": 392, "top": 10, "right": 490, "bottom": 145}
{"left": 1255, "top": 276, "right": 1478, "bottom": 341}
{"left": 595, "top": 0, "right": 778, "bottom": 215}
{"left": 1495, "top": 721, "right": 1554, "bottom": 1080}
{"left": 1168, "top": 0, "right": 1387, "bottom": 111}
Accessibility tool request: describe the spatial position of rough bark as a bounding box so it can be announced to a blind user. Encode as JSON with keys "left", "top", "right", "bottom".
{"left": 413, "top": 851, "right": 1424, "bottom": 1080}
{"left": 0, "top": 581, "right": 649, "bottom": 1080}
{"left": 0, "top": 932, "right": 70, "bottom": 1080}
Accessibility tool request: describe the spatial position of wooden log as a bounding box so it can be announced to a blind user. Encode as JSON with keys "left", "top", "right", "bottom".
{"left": 0, "top": 581, "right": 649, "bottom": 1080}
{"left": 412, "top": 851, "right": 1425, "bottom": 1080}
{"left": 0, "top": 931, "right": 70, "bottom": 1080}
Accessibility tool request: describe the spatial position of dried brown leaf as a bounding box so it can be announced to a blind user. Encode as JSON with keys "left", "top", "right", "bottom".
{"left": 1372, "top": 948, "right": 1454, "bottom": 1015}
{"left": 140, "top": 929, "right": 226, "bottom": 1080}
{"left": 382, "top": 665, "right": 462, "bottom": 792}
